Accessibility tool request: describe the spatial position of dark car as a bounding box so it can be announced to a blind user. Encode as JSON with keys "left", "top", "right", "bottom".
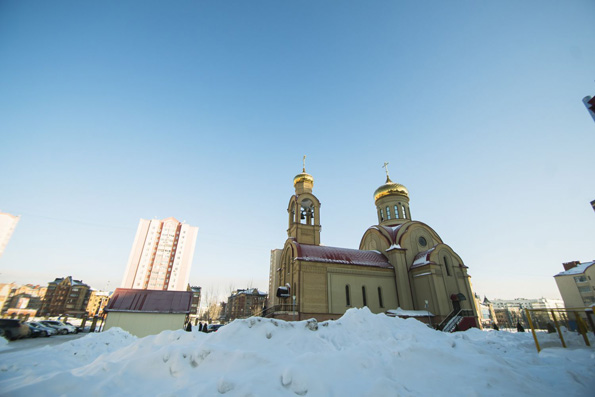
{"left": 0, "top": 319, "right": 31, "bottom": 340}
{"left": 27, "top": 322, "right": 53, "bottom": 337}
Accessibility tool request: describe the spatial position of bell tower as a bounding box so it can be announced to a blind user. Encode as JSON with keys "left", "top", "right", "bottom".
{"left": 287, "top": 156, "right": 321, "bottom": 245}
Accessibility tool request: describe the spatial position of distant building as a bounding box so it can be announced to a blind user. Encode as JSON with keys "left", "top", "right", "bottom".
{"left": 267, "top": 249, "right": 282, "bottom": 309}
{"left": 121, "top": 217, "right": 198, "bottom": 291}
{"left": 40, "top": 276, "right": 92, "bottom": 318}
{"left": 188, "top": 285, "right": 202, "bottom": 320}
{"left": 473, "top": 294, "right": 497, "bottom": 329}
{"left": 86, "top": 290, "right": 112, "bottom": 317}
{"left": 225, "top": 288, "right": 268, "bottom": 321}
{"left": 0, "top": 283, "right": 46, "bottom": 319}
{"left": 554, "top": 260, "right": 595, "bottom": 308}
{"left": 0, "top": 211, "right": 20, "bottom": 258}
{"left": 583, "top": 95, "right": 595, "bottom": 123}
{"left": 490, "top": 297, "right": 564, "bottom": 329}
{"left": 103, "top": 288, "right": 192, "bottom": 337}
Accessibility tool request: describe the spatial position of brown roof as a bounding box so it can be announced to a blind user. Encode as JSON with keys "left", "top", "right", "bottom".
{"left": 293, "top": 241, "right": 393, "bottom": 269}
{"left": 105, "top": 288, "right": 192, "bottom": 314}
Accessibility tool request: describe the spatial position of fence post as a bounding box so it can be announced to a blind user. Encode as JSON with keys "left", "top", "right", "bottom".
{"left": 573, "top": 311, "right": 591, "bottom": 347}
{"left": 551, "top": 310, "right": 566, "bottom": 348}
{"left": 525, "top": 309, "right": 541, "bottom": 353}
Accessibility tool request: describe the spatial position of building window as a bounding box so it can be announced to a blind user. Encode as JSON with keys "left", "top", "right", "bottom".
{"left": 362, "top": 286, "right": 367, "bottom": 307}
{"left": 380, "top": 209, "right": 384, "bottom": 222}
{"left": 394, "top": 205, "right": 399, "bottom": 219}
{"left": 386, "top": 206, "right": 391, "bottom": 220}
{"left": 574, "top": 275, "right": 587, "bottom": 283}
{"left": 378, "top": 287, "right": 384, "bottom": 308}
{"left": 345, "top": 285, "right": 351, "bottom": 306}
{"left": 444, "top": 256, "right": 451, "bottom": 276}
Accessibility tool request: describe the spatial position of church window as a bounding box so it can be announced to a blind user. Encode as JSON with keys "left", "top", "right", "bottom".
{"left": 386, "top": 207, "right": 391, "bottom": 219}
{"left": 394, "top": 205, "right": 399, "bottom": 219}
{"left": 444, "top": 256, "right": 451, "bottom": 276}
{"left": 380, "top": 209, "right": 384, "bottom": 221}
{"left": 378, "top": 287, "right": 384, "bottom": 308}
{"left": 362, "top": 286, "right": 367, "bottom": 307}
{"left": 345, "top": 285, "right": 351, "bottom": 306}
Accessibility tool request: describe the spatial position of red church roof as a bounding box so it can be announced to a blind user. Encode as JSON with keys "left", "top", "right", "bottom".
{"left": 293, "top": 242, "right": 393, "bottom": 269}
{"left": 105, "top": 288, "right": 192, "bottom": 314}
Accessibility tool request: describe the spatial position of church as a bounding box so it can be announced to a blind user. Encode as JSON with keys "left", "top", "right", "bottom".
{"left": 267, "top": 161, "right": 479, "bottom": 330}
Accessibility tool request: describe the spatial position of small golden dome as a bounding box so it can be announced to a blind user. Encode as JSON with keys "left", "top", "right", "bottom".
{"left": 293, "top": 172, "right": 314, "bottom": 186}
{"left": 374, "top": 177, "right": 409, "bottom": 201}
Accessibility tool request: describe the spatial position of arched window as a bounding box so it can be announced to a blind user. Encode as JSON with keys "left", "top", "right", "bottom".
{"left": 394, "top": 205, "right": 400, "bottom": 219}
{"left": 444, "top": 256, "right": 451, "bottom": 276}
{"left": 345, "top": 285, "right": 351, "bottom": 306}
{"left": 386, "top": 206, "right": 391, "bottom": 220}
{"left": 380, "top": 209, "right": 384, "bottom": 221}
{"left": 362, "top": 286, "right": 367, "bottom": 307}
{"left": 378, "top": 287, "right": 384, "bottom": 308}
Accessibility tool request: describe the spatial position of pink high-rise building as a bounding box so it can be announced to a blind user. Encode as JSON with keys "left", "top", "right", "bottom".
{"left": 121, "top": 217, "right": 198, "bottom": 291}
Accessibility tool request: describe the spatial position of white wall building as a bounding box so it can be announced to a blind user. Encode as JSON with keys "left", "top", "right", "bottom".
{"left": 0, "top": 211, "right": 20, "bottom": 259}
{"left": 121, "top": 217, "right": 198, "bottom": 291}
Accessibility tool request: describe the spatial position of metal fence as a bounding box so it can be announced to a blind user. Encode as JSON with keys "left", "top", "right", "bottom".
{"left": 525, "top": 307, "right": 594, "bottom": 352}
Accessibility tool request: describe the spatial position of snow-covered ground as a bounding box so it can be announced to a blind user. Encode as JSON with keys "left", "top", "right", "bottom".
{"left": 1, "top": 308, "right": 593, "bottom": 396}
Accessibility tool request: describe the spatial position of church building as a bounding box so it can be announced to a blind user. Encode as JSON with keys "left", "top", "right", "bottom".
{"left": 268, "top": 162, "right": 479, "bottom": 330}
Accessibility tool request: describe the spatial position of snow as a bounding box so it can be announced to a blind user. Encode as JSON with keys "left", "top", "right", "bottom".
{"left": 555, "top": 261, "right": 594, "bottom": 276}
{"left": 387, "top": 308, "right": 434, "bottom": 317}
{"left": 1, "top": 308, "right": 594, "bottom": 396}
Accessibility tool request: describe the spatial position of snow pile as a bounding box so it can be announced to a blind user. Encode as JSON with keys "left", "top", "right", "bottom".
{"left": 1, "top": 308, "right": 594, "bottom": 396}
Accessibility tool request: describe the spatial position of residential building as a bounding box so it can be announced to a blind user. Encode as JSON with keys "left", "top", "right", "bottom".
{"left": 121, "top": 217, "right": 198, "bottom": 291}
{"left": 103, "top": 288, "right": 192, "bottom": 337}
{"left": 226, "top": 288, "right": 268, "bottom": 321}
{"left": 554, "top": 260, "right": 595, "bottom": 308}
{"left": 267, "top": 249, "right": 282, "bottom": 309}
{"left": 0, "top": 211, "right": 20, "bottom": 258}
{"left": 0, "top": 283, "right": 46, "bottom": 319}
{"left": 490, "top": 297, "right": 564, "bottom": 329}
{"left": 188, "top": 285, "right": 202, "bottom": 321}
{"left": 40, "top": 276, "right": 91, "bottom": 317}
{"left": 268, "top": 162, "right": 479, "bottom": 330}
{"left": 583, "top": 95, "right": 595, "bottom": 123}
{"left": 86, "top": 290, "right": 112, "bottom": 317}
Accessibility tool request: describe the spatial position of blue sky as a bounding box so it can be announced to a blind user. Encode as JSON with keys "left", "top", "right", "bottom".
{"left": 1, "top": 1, "right": 594, "bottom": 301}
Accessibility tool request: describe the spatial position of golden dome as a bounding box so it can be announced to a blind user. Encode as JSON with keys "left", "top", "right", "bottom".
{"left": 293, "top": 172, "right": 314, "bottom": 186}
{"left": 374, "top": 177, "right": 409, "bottom": 201}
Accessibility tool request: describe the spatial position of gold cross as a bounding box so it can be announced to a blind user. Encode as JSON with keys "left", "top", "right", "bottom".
{"left": 382, "top": 162, "right": 390, "bottom": 179}
{"left": 303, "top": 155, "right": 307, "bottom": 172}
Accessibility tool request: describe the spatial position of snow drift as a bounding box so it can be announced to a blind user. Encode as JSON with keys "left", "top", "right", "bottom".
{"left": 0, "top": 308, "right": 593, "bottom": 396}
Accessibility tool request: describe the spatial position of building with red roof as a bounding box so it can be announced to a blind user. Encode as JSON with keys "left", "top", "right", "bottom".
{"left": 267, "top": 161, "right": 478, "bottom": 330}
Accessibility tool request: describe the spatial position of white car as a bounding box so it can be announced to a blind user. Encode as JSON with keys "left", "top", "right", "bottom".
{"left": 38, "top": 320, "right": 77, "bottom": 335}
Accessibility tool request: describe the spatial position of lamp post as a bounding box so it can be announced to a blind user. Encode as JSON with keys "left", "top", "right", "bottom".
{"left": 425, "top": 300, "right": 432, "bottom": 328}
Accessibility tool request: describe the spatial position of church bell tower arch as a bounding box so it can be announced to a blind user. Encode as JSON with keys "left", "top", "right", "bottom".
{"left": 287, "top": 156, "right": 321, "bottom": 245}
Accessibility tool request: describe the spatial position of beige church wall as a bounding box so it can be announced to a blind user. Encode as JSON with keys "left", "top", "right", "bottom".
{"left": 360, "top": 232, "right": 388, "bottom": 252}
{"left": 411, "top": 272, "right": 439, "bottom": 314}
{"left": 104, "top": 312, "right": 187, "bottom": 338}
{"left": 300, "top": 264, "right": 328, "bottom": 314}
{"left": 327, "top": 267, "right": 398, "bottom": 314}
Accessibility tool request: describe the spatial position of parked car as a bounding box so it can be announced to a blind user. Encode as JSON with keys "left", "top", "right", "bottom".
{"left": 65, "top": 322, "right": 82, "bottom": 333}
{"left": 38, "top": 320, "right": 77, "bottom": 335}
{"left": 27, "top": 322, "right": 56, "bottom": 337}
{"left": 0, "top": 319, "right": 31, "bottom": 340}
{"left": 206, "top": 324, "right": 224, "bottom": 333}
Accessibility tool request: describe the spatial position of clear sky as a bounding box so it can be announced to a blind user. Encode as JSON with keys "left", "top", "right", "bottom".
{"left": 1, "top": 1, "right": 594, "bottom": 303}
